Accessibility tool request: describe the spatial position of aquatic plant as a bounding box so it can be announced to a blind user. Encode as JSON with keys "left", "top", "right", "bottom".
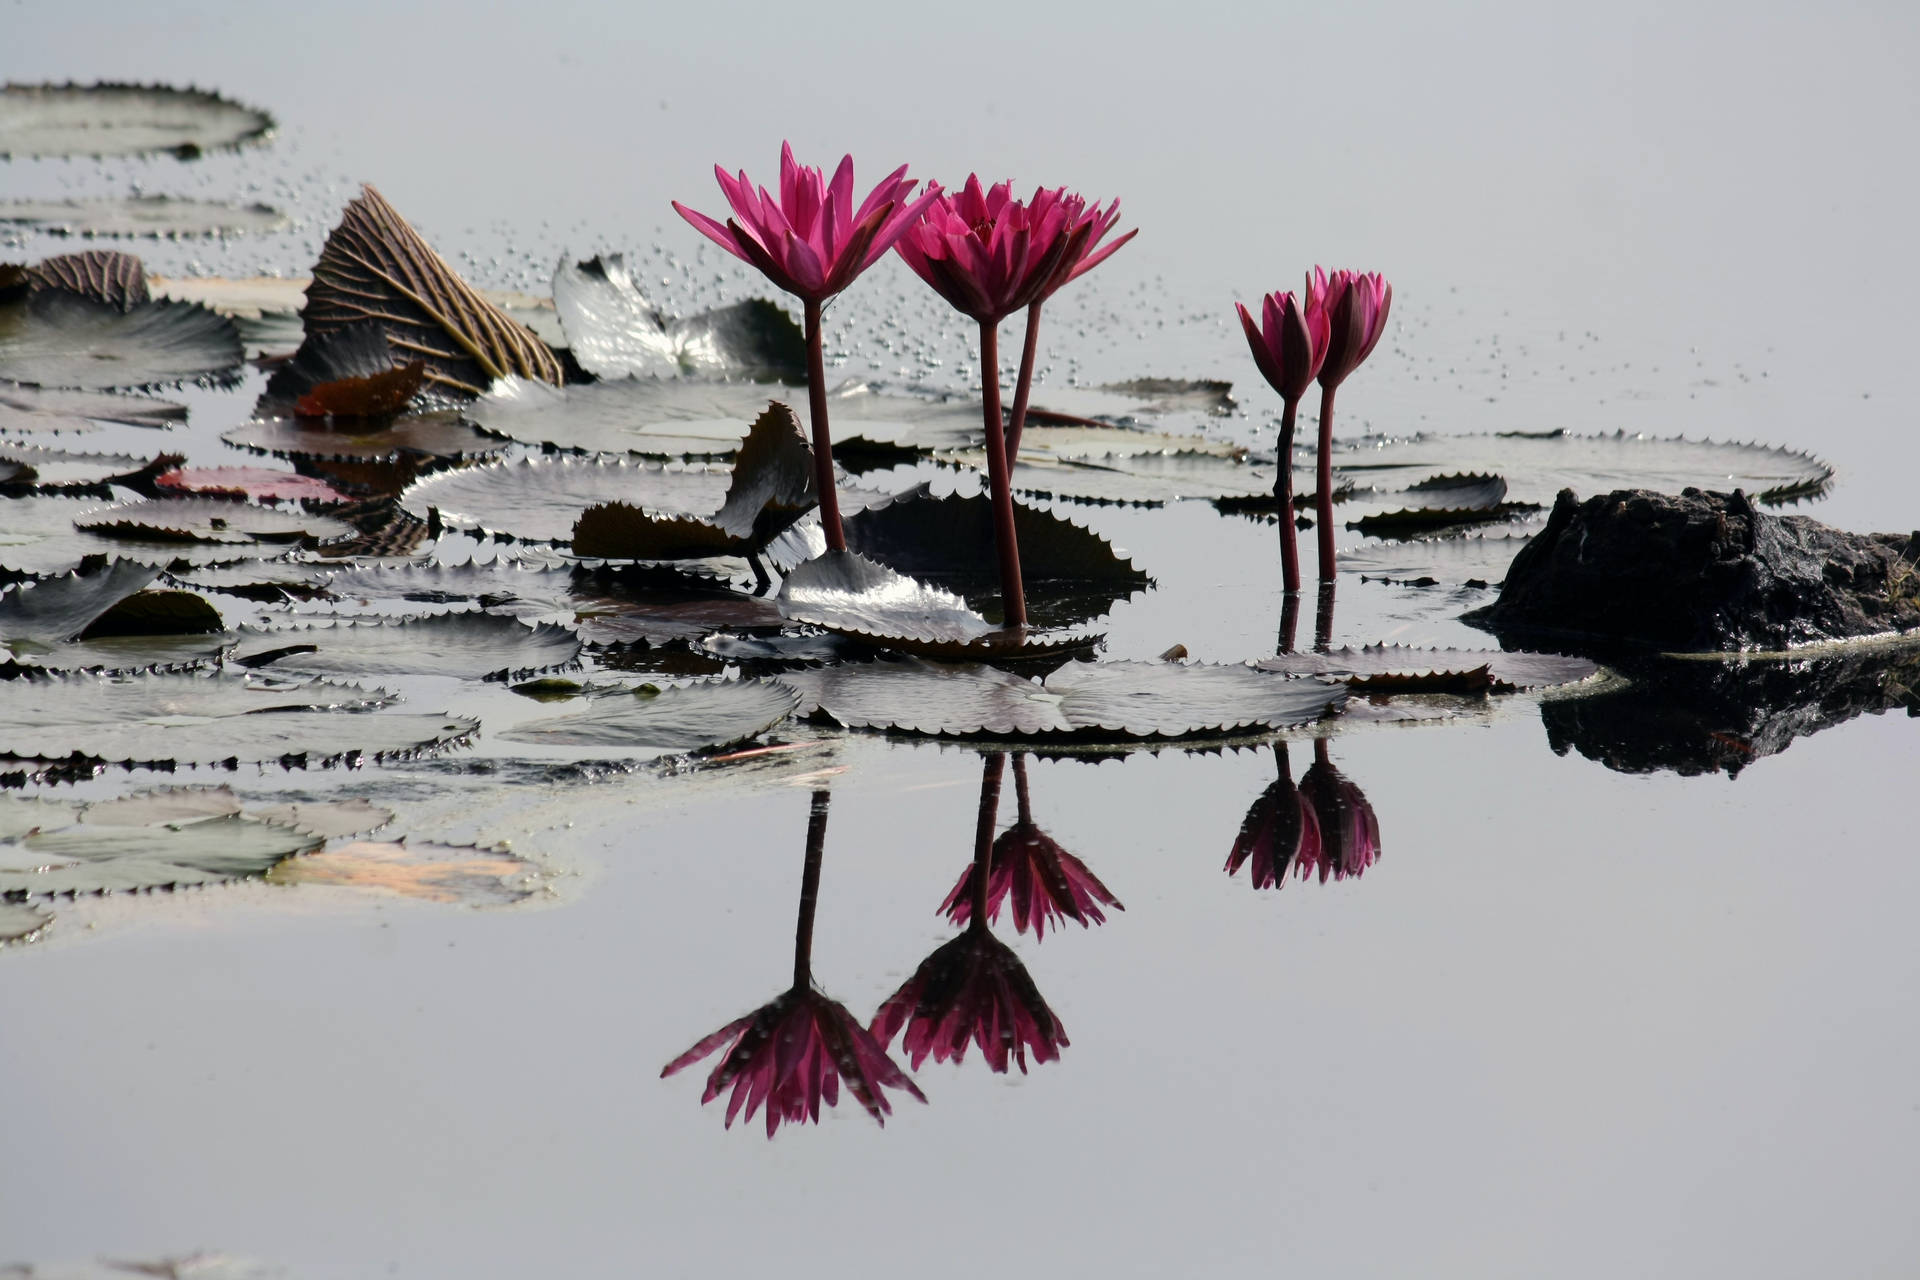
{"left": 1297, "top": 739, "right": 1382, "bottom": 881}
{"left": 674, "top": 143, "right": 938, "bottom": 551}
{"left": 1308, "top": 268, "right": 1393, "bottom": 578}
{"left": 941, "top": 754, "right": 1122, "bottom": 936}
{"left": 1226, "top": 742, "right": 1322, "bottom": 889}
{"left": 1236, "top": 288, "right": 1328, "bottom": 592}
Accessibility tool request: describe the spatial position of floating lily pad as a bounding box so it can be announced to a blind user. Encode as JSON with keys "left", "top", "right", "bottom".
{"left": 777, "top": 548, "right": 992, "bottom": 642}
{"left": 499, "top": 678, "right": 800, "bottom": 751}
{"left": 1343, "top": 472, "right": 1541, "bottom": 537}
{"left": 0, "top": 82, "right": 275, "bottom": 158}
{"left": 266, "top": 838, "right": 545, "bottom": 906}
{"left": 401, "top": 455, "right": 729, "bottom": 543}
{"left": 784, "top": 657, "right": 1348, "bottom": 740}
{"left": 0, "top": 559, "right": 159, "bottom": 644}
{"left": 565, "top": 568, "right": 787, "bottom": 645}
{"left": 0, "top": 440, "right": 178, "bottom": 492}
{"left": 1, "top": 814, "right": 322, "bottom": 899}
{"left": 0, "top": 494, "right": 287, "bottom": 577}
{"left": 966, "top": 450, "right": 1275, "bottom": 506}
{"left": 1328, "top": 431, "right": 1833, "bottom": 507}
{"left": 155, "top": 467, "right": 350, "bottom": 504}
{"left": 573, "top": 403, "right": 816, "bottom": 560}
{"left": 248, "top": 798, "right": 394, "bottom": 839}
{"left": 306, "top": 185, "right": 561, "bottom": 397}
{"left": 0, "top": 795, "right": 82, "bottom": 838}
{"left": 0, "top": 383, "right": 186, "bottom": 434}
{"left": 0, "top": 291, "right": 241, "bottom": 390}
{"left": 1338, "top": 530, "right": 1540, "bottom": 584}
{"left": 1253, "top": 644, "right": 1600, "bottom": 692}
{"left": 553, "top": 253, "right": 805, "bottom": 381}
{"left": 76, "top": 497, "right": 352, "bottom": 545}
{"left": 221, "top": 411, "right": 506, "bottom": 463}
{"left": 0, "top": 900, "right": 52, "bottom": 942}
{"left": 24, "top": 250, "right": 149, "bottom": 307}
{"left": 233, "top": 611, "right": 581, "bottom": 680}
{"left": 0, "top": 196, "right": 289, "bottom": 238}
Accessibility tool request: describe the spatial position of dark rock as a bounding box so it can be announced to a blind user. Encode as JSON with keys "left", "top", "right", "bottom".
{"left": 1468, "top": 487, "right": 1920, "bottom": 651}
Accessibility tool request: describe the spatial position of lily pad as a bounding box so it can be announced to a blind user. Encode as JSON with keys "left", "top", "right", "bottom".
{"left": 266, "top": 838, "right": 545, "bottom": 906}
{"left": 785, "top": 657, "right": 1349, "bottom": 740}
{"left": 76, "top": 497, "right": 353, "bottom": 546}
{"left": 1327, "top": 431, "right": 1833, "bottom": 508}
{"left": 777, "top": 548, "right": 992, "bottom": 643}
{"left": 0, "top": 494, "right": 290, "bottom": 577}
{"left": 0, "top": 559, "right": 160, "bottom": 644}
{"left": 248, "top": 798, "right": 394, "bottom": 839}
{"left": 0, "top": 440, "right": 179, "bottom": 492}
{"left": 306, "top": 185, "right": 562, "bottom": 397}
{"left": 221, "top": 411, "right": 506, "bottom": 463}
{"left": 24, "top": 250, "right": 149, "bottom": 307}
{"left": 972, "top": 450, "right": 1276, "bottom": 506}
{"left": 0, "top": 900, "right": 52, "bottom": 942}
{"left": 257, "top": 324, "right": 426, "bottom": 419}
{"left": 498, "top": 678, "right": 800, "bottom": 751}
{"left": 0, "top": 670, "right": 476, "bottom": 765}
{"left": 1, "top": 814, "right": 321, "bottom": 899}
{"left": 401, "top": 455, "right": 729, "bottom": 544}
{"left": 553, "top": 253, "right": 805, "bottom": 381}
{"left": 233, "top": 611, "right": 581, "bottom": 680}
{"left": 0, "top": 196, "right": 288, "bottom": 238}
{"left": 0, "top": 291, "right": 242, "bottom": 390}
{"left": 0, "top": 82, "right": 275, "bottom": 158}
{"left": 565, "top": 568, "right": 787, "bottom": 645}
{"left": 1253, "top": 644, "right": 1600, "bottom": 692}
{"left": 1343, "top": 472, "right": 1541, "bottom": 537}
{"left": 0, "top": 383, "right": 187, "bottom": 434}
{"left": 155, "top": 467, "right": 351, "bottom": 504}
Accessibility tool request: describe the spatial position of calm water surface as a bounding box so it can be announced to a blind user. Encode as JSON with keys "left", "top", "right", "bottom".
{"left": 2, "top": 4, "right": 1917, "bottom": 1277}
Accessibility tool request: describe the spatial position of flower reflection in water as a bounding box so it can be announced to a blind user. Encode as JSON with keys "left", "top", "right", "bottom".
{"left": 1225, "top": 741, "right": 1322, "bottom": 889}
{"left": 874, "top": 754, "right": 1069, "bottom": 1074}
{"left": 1297, "top": 739, "right": 1382, "bottom": 882}
{"left": 940, "top": 753, "right": 1123, "bottom": 938}
{"left": 661, "top": 790, "right": 926, "bottom": 1136}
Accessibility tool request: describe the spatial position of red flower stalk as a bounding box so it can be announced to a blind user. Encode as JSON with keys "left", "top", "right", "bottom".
{"left": 940, "top": 754, "right": 1122, "bottom": 938}
{"left": 1306, "top": 267, "right": 1393, "bottom": 580}
{"left": 1225, "top": 741, "right": 1322, "bottom": 889}
{"left": 674, "top": 144, "right": 938, "bottom": 553}
{"left": 1296, "top": 739, "right": 1382, "bottom": 882}
{"left": 872, "top": 753, "right": 1069, "bottom": 1074}
{"left": 1236, "top": 288, "right": 1331, "bottom": 592}
{"left": 661, "top": 790, "right": 925, "bottom": 1136}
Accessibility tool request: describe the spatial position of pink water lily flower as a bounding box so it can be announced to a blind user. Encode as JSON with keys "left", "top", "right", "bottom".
{"left": 1297, "top": 739, "right": 1382, "bottom": 882}
{"left": 1313, "top": 267, "right": 1393, "bottom": 390}
{"left": 871, "top": 929, "right": 1068, "bottom": 1074}
{"left": 673, "top": 142, "right": 937, "bottom": 303}
{"left": 940, "top": 756, "right": 1122, "bottom": 938}
{"left": 1235, "top": 287, "right": 1332, "bottom": 591}
{"left": 662, "top": 985, "right": 926, "bottom": 1137}
{"left": 893, "top": 176, "right": 1088, "bottom": 324}
{"left": 1225, "top": 743, "right": 1323, "bottom": 889}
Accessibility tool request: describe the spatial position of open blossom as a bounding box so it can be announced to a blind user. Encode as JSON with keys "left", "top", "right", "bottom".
{"left": 1312, "top": 267, "right": 1393, "bottom": 390}
{"left": 1236, "top": 288, "right": 1330, "bottom": 404}
{"left": 871, "top": 930, "right": 1068, "bottom": 1074}
{"left": 893, "top": 176, "right": 1092, "bottom": 323}
{"left": 673, "top": 142, "right": 937, "bottom": 302}
{"left": 1050, "top": 194, "right": 1135, "bottom": 292}
{"left": 941, "top": 819, "right": 1123, "bottom": 939}
{"left": 661, "top": 984, "right": 926, "bottom": 1137}
{"left": 1226, "top": 770, "right": 1324, "bottom": 889}
{"left": 1297, "top": 748, "right": 1382, "bottom": 882}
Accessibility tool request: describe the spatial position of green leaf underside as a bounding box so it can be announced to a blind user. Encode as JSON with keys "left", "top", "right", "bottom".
{"left": 498, "top": 678, "right": 800, "bottom": 751}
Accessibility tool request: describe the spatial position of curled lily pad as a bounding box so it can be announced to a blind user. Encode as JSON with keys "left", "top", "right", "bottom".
{"left": 784, "top": 657, "right": 1348, "bottom": 740}
{"left": 1, "top": 815, "right": 322, "bottom": 899}
{"left": 1253, "top": 645, "right": 1600, "bottom": 693}
{"left": 76, "top": 497, "right": 353, "bottom": 546}
{"left": 0, "top": 196, "right": 288, "bottom": 238}
{"left": 233, "top": 611, "right": 581, "bottom": 680}
{"left": 306, "top": 185, "right": 562, "bottom": 397}
{"left": 499, "top": 678, "right": 800, "bottom": 752}
{"left": 573, "top": 402, "right": 816, "bottom": 560}
{"left": 258, "top": 324, "right": 426, "bottom": 419}
{"left": 400, "top": 455, "right": 729, "bottom": 544}
{"left": 0, "top": 383, "right": 186, "bottom": 434}
{"left": 0, "top": 82, "right": 275, "bottom": 158}
{"left": 155, "top": 467, "right": 351, "bottom": 504}
{"left": 1328, "top": 431, "right": 1833, "bottom": 508}
{"left": 0, "top": 670, "right": 475, "bottom": 765}
{"left": 0, "top": 291, "right": 242, "bottom": 390}
{"left": 80, "top": 588, "right": 224, "bottom": 637}
{"left": 25, "top": 250, "right": 149, "bottom": 307}
{"left": 0, "top": 559, "right": 160, "bottom": 644}
{"left": 553, "top": 253, "right": 805, "bottom": 381}
{"left": 221, "top": 411, "right": 506, "bottom": 464}
{"left": 0, "top": 900, "right": 52, "bottom": 942}
{"left": 266, "top": 838, "right": 546, "bottom": 905}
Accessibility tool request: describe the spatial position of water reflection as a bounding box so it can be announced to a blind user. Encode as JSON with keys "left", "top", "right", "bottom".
{"left": 1227, "top": 739, "right": 1382, "bottom": 888}
{"left": 872, "top": 753, "right": 1070, "bottom": 1074}
{"left": 660, "top": 790, "right": 926, "bottom": 1136}
{"left": 942, "top": 753, "right": 1124, "bottom": 937}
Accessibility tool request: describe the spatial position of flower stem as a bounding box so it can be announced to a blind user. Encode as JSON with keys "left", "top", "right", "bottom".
{"left": 1273, "top": 739, "right": 1292, "bottom": 782}
{"left": 1012, "top": 752, "right": 1033, "bottom": 825}
{"left": 978, "top": 321, "right": 1028, "bottom": 629}
{"left": 803, "top": 300, "right": 846, "bottom": 553}
{"left": 1278, "top": 589, "right": 1301, "bottom": 655}
{"left": 1276, "top": 397, "right": 1302, "bottom": 593}
{"left": 1004, "top": 300, "right": 1044, "bottom": 466}
{"left": 794, "top": 789, "right": 830, "bottom": 987}
{"left": 1315, "top": 579, "right": 1337, "bottom": 654}
{"left": 971, "top": 753, "right": 1006, "bottom": 934}
{"left": 1315, "top": 383, "right": 1338, "bottom": 579}
{"left": 1314, "top": 737, "right": 1331, "bottom": 769}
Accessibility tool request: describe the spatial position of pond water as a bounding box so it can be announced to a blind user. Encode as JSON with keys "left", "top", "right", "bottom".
{"left": 3, "top": 4, "right": 1919, "bottom": 1277}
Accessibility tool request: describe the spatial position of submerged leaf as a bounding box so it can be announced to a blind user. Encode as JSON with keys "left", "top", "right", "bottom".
{"left": 0, "top": 82, "right": 275, "bottom": 158}
{"left": 785, "top": 657, "right": 1348, "bottom": 740}
{"left": 553, "top": 253, "right": 805, "bottom": 381}
{"left": 232, "top": 611, "right": 581, "bottom": 680}
{"left": 499, "top": 678, "right": 800, "bottom": 751}
{"left": 24, "top": 250, "right": 149, "bottom": 308}
{"left": 266, "top": 838, "right": 545, "bottom": 906}
{"left": 305, "top": 185, "right": 562, "bottom": 396}
{"left": 0, "top": 291, "right": 242, "bottom": 390}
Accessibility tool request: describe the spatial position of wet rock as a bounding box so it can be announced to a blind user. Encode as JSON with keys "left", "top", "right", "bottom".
{"left": 1469, "top": 487, "right": 1920, "bottom": 650}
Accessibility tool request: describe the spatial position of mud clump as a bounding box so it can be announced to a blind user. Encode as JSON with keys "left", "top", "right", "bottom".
{"left": 1470, "top": 487, "right": 1920, "bottom": 651}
